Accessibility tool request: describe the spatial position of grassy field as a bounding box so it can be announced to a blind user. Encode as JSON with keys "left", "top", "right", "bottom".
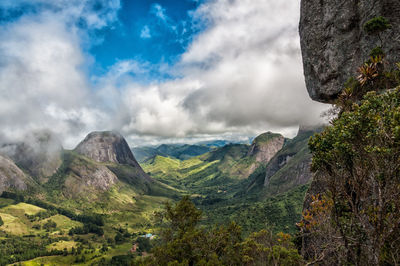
{"left": 16, "top": 242, "right": 135, "bottom": 266}
{"left": 2, "top": 202, "right": 45, "bottom": 215}
{"left": 47, "top": 240, "right": 78, "bottom": 252}
{"left": 0, "top": 212, "right": 31, "bottom": 235}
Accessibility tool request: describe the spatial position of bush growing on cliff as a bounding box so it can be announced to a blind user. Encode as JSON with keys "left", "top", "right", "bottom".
{"left": 364, "top": 16, "right": 391, "bottom": 47}
{"left": 364, "top": 16, "right": 391, "bottom": 35}
{"left": 301, "top": 87, "right": 400, "bottom": 265}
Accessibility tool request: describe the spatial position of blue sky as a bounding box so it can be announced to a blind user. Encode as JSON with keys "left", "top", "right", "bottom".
{"left": 0, "top": 0, "right": 327, "bottom": 148}
{"left": 90, "top": 0, "right": 201, "bottom": 77}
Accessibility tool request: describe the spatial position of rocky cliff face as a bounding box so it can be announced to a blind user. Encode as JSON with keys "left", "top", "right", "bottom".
{"left": 0, "top": 155, "right": 31, "bottom": 193}
{"left": 75, "top": 131, "right": 151, "bottom": 182}
{"left": 247, "top": 132, "right": 284, "bottom": 164}
{"left": 63, "top": 154, "right": 118, "bottom": 195}
{"left": 75, "top": 131, "right": 137, "bottom": 165}
{"left": 300, "top": 0, "right": 400, "bottom": 103}
{"left": 262, "top": 127, "right": 318, "bottom": 195}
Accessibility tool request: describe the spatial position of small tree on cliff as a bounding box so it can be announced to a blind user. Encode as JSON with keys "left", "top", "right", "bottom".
{"left": 364, "top": 16, "right": 391, "bottom": 48}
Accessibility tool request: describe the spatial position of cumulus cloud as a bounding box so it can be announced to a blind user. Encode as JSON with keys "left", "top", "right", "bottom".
{"left": 0, "top": 1, "right": 118, "bottom": 148}
{"left": 110, "top": 0, "right": 328, "bottom": 144}
{"left": 0, "top": 0, "right": 328, "bottom": 148}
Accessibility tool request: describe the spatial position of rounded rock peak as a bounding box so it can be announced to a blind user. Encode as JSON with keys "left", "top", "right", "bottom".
{"left": 248, "top": 132, "right": 284, "bottom": 164}
{"left": 74, "top": 131, "right": 139, "bottom": 166}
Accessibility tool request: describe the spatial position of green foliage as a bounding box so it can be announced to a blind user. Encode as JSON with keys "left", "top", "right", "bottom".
{"left": 136, "top": 236, "right": 152, "bottom": 252}
{"left": 0, "top": 215, "right": 3, "bottom": 226}
{"left": 108, "top": 255, "right": 134, "bottom": 266}
{"left": 364, "top": 16, "right": 391, "bottom": 35}
{"left": 144, "top": 197, "right": 302, "bottom": 266}
{"left": 114, "top": 231, "right": 124, "bottom": 244}
{"left": 308, "top": 89, "right": 400, "bottom": 264}
{"left": 369, "top": 46, "right": 384, "bottom": 57}
{"left": 241, "top": 230, "right": 303, "bottom": 266}
{"left": 0, "top": 236, "right": 64, "bottom": 265}
{"left": 203, "top": 185, "right": 309, "bottom": 235}
{"left": 68, "top": 223, "right": 104, "bottom": 236}
{"left": 158, "top": 196, "right": 202, "bottom": 236}
{"left": 43, "top": 219, "right": 57, "bottom": 231}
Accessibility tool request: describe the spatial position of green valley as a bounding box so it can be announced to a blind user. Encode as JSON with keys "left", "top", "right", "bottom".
{"left": 0, "top": 128, "right": 318, "bottom": 265}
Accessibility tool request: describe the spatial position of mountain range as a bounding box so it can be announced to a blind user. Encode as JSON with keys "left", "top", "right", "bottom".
{"left": 0, "top": 126, "right": 321, "bottom": 264}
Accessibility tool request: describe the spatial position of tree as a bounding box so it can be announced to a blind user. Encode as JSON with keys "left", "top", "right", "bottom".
{"left": 150, "top": 196, "right": 206, "bottom": 265}
{"left": 141, "top": 196, "right": 302, "bottom": 266}
{"left": 241, "top": 230, "right": 303, "bottom": 266}
{"left": 364, "top": 16, "right": 391, "bottom": 47}
{"left": 144, "top": 196, "right": 244, "bottom": 265}
{"left": 43, "top": 219, "right": 57, "bottom": 231}
{"left": 301, "top": 88, "right": 400, "bottom": 265}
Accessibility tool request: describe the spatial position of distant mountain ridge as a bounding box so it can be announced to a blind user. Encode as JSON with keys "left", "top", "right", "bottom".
{"left": 133, "top": 144, "right": 212, "bottom": 162}
{"left": 133, "top": 139, "right": 251, "bottom": 163}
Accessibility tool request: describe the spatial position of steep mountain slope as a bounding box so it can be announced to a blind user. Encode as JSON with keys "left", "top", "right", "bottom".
{"left": 246, "top": 126, "right": 321, "bottom": 196}
{"left": 0, "top": 155, "right": 35, "bottom": 193}
{"left": 0, "top": 131, "right": 63, "bottom": 183}
{"left": 203, "top": 133, "right": 284, "bottom": 180}
{"left": 75, "top": 131, "right": 151, "bottom": 182}
{"left": 199, "top": 128, "right": 321, "bottom": 234}
{"left": 247, "top": 132, "right": 285, "bottom": 163}
{"left": 142, "top": 128, "right": 321, "bottom": 234}
{"left": 0, "top": 130, "right": 176, "bottom": 209}
{"left": 142, "top": 132, "right": 285, "bottom": 198}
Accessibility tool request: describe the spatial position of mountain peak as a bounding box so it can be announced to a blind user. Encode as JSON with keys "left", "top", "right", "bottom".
{"left": 74, "top": 131, "right": 139, "bottom": 167}
{"left": 247, "top": 132, "right": 284, "bottom": 164}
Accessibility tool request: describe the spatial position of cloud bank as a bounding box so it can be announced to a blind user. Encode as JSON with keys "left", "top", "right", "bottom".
{"left": 0, "top": 0, "right": 328, "bottom": 148}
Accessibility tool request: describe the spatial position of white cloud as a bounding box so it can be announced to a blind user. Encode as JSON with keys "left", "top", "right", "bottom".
{"left": 0, "top": 2, "right": 117, "bottom": 148}
{"left": 140, "top": 25, "right": 151, "bottom": 39}
{"left": 0, "top": 0, "right": 121, "bottom": 31}
{"left": 151, "top": 3, "right": 167, "bottom": 21}
{"left": 0, "top": 0, "right": 328, "bottom": 148}
{"left": 108, "top": 0, "right": 328, "bottom": 145}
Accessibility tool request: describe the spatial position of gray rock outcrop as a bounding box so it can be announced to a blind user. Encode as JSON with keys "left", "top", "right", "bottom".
{"left": 64, "top": 155, "right": 118, "bottom": 193}
{"left": 0, "top": 155, "right": 31, "bottom": 193}
{"left": 300, "top": 0, "right": 400, "bottom": 103}
{"left": 75, "top": 131, "right": 139, "bottom": 166}
{"left": 262, "top": 127, "right": 319, "bottom": 195}
{"left": 247, "top": 132, "right": 284, "bottom": 164}
{"left": 75, "top": 131, "right": 151, "bottom": 182}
